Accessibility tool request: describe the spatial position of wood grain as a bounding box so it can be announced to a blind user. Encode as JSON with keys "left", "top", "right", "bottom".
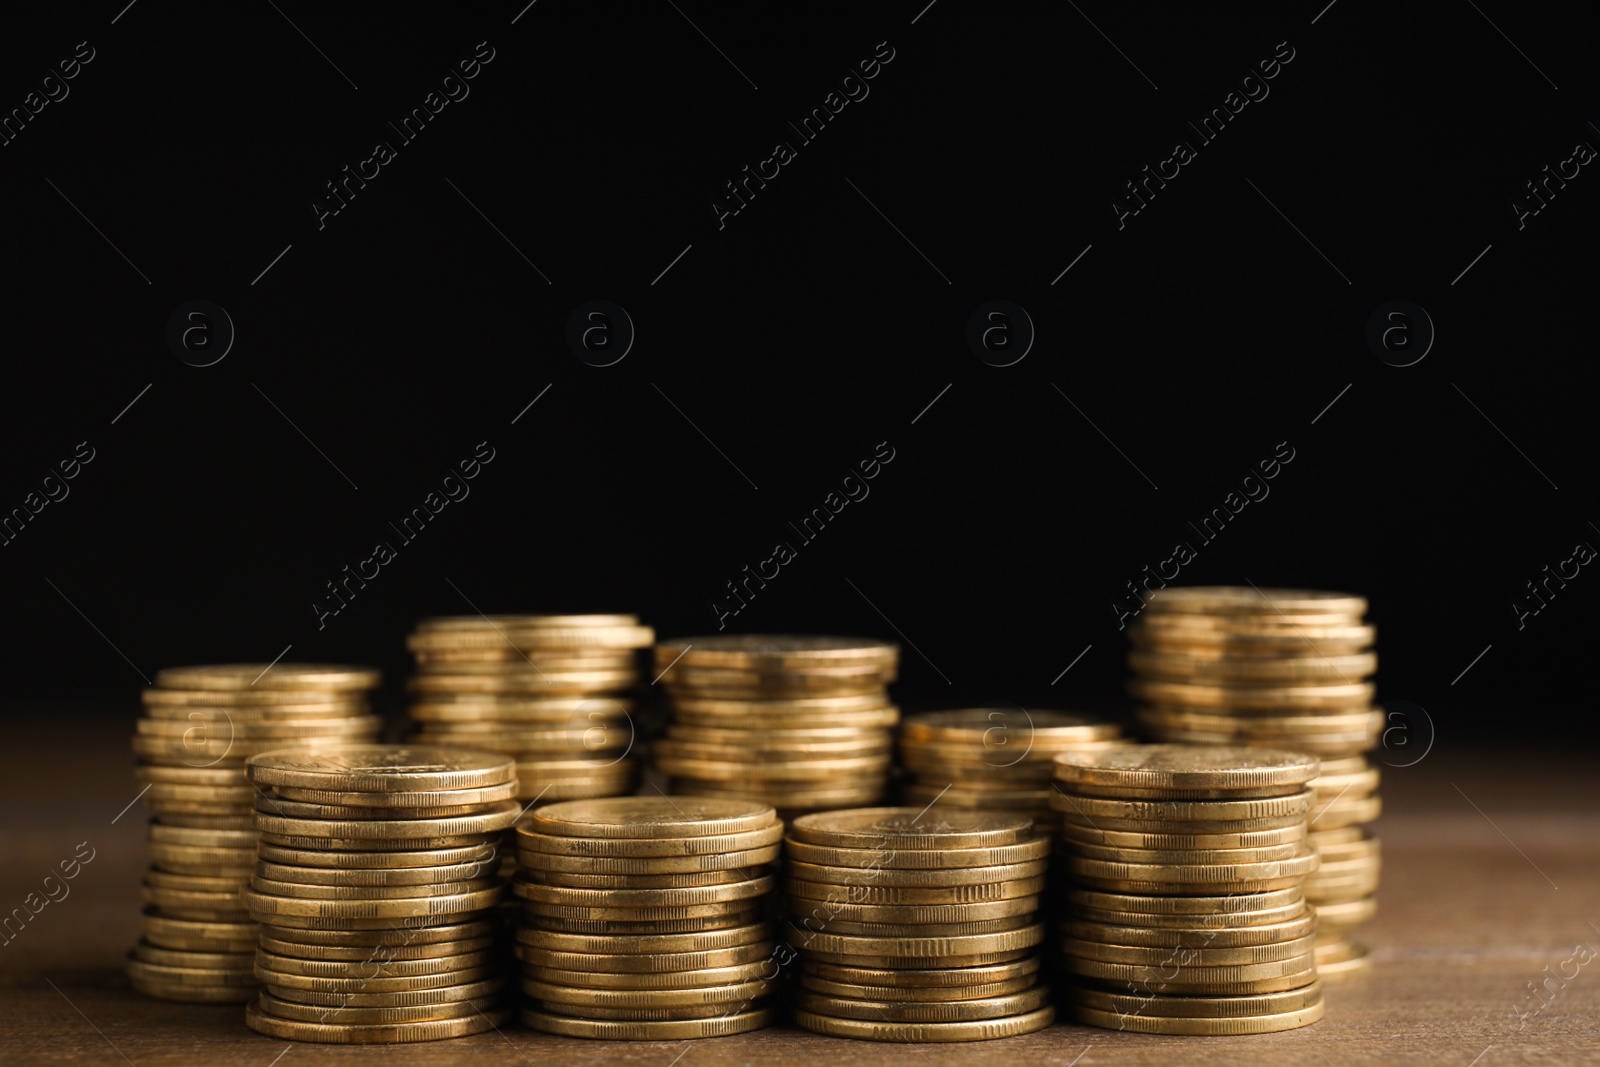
{"left": 2, "top": 728, "right": 1597, "bottom": 1065}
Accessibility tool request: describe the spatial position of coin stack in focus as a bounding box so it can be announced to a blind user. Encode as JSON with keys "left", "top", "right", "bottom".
{"left": 406, "top": 615, "right": 651, "bottom": 812}
{"left": 513, "top": 797, "right": 782, "bottom": 1040}
{"left": 241, "top": 745, "right": 519, "bottom": 1043}
{"left": 899, "top": 709, "right": 1124, "bottom": 831}
{"left": 784, "top": 808, "right": 1055, "bottom": 1042}
{"left": 126, "top": 664, "right": 382, "bottom": 1003}
{"left": 1127, "top": 587, "right": 1381, "bottom": 980}
{"left": 1052, "top": 745, "right": 1325, "bottom": 1034}
{"left": 652, "top": 636, "right": 900, "bottom": 818}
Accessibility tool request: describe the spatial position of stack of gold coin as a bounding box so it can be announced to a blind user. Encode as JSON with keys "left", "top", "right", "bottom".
{"left": 1051, "top": 745, "right": 1326, "bottom": 1034}
{"left": 899, "top": 709, "right": 1125, "bottom": 831}
{"left": 126, "top": 664, "right": 382, "bottom": 1003}
{"left": 783, "top": 808, "right": 1055, "bottom": 1041}
{"left": 240, "top": 744, "right": 518, "bottom": 1042}
{"left": 513, "top": 796, "right": 782, "bottom": 1040}
{"left": 1126, "top": 586, "right": 1381, "bottom": 980}
{"left": 652, "top": 636, "right": 899, "bottom": 818}
{"left": 405, "top": 615, "right": 651, "bottom": 813}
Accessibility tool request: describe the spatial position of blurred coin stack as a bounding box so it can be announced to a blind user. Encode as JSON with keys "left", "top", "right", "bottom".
{"left": 898, "top": 709, "right": 1124, "bottom": 831}
{"left": 783, "top": 808, "right": 1055, "bottom": 1042}
{"left": 652, "top": 636, "right": 900, "bottom": 818}
{"left": 126, "top": 664, "right": 382, "bottom": 1003}
{"left": 1127, "top": 586, "right": 1380, "bottom": 979}
{"left": 1051, "top": 746, "right": 1325, "bottom": 1035}
{"left": 513, "top": 797, "right": 782, "bottom": 1040}
{"left": 241, "top": 745, "right": 519, "bottom": 1043}
{"left": 405, "top": 614, "right": 651, "bottom": 815}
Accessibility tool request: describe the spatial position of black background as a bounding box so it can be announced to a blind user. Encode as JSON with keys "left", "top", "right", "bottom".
{"left": 2, "top": 2, "right": 1595, "bottom": 748}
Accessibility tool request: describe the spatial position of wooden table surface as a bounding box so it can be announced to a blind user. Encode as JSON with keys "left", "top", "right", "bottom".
{"left": 3, "top": 721, "right": 1597, "bottom": 1066}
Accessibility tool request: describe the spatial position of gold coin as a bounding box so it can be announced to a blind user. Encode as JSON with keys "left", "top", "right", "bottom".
{"left": 406, "top": 670, "right": 637, "bottom": 695}
{"left": 515, "top": 940, "right": 772, "bottom": 974}
{"left": 257, "top": 919, "right": 496, "bottom": 948}
{"left": 792, "top": 1005, "right": 1054, "bottom": 1042}
{"left": 409, "top": 696, "right": 635, "bottom": 722}
{"left": 1130, "top": 620, "right": 1374, "bottom": 650}
{"left": 415, "top": 613, "right": 640, "bottom": 631}
{"left": 253, "top": 796, "right": 495, "bottom": 820}
{"left": 148, "top": 823, "right": 257, "bottom": 846}
{"left": 1066, "top": 914, "right": 1317, "bottom": 948}
{"left": 795, "top": 986, "right": 1049, "bottom": 1023}
{"left": 144, "top": 687, "right": 367, "bottom": 707}
{"left": 784, "top": 859, "right": 1047, "bottom": 888}
{"left": 656, "top": 634, "right": 898, "bottom": 667}
{"left": 535, "top": 867, "right": 764, "bottom": 890}
{"left": 257, "top": 965, "right": 494, "bottom": 993}
{"left": 1308, "top": 794, "right": 1383, "bottom": 829}
{"left": 671, "top": 779, "right": 885, "bottom": 805}
{"left": 254, "top": 842, "right": 497, "bottom": 869}
{"left": 1310, "top": 897, "right": 1377, "bottom": 929}
{"left": 1050, "top": 788, "right": 1314, "bottom": 821}
{"left": 522, "top": 978, "right": 773, "bottom": 1010}
{"left": 525, "top": 911, "right": 764, "bottom": 936}
{"left": 124, "top": 955, "right": 256, "bottom": 986}
{"left": 1065, "top": 981, "right": 1323, "bottom": 1016}
{"left": 664, "top": 681, "right": 891, "bottom": 702}
{"left": 242, "top": 884, "right": 504, "bottom": 918}
{"left": 259, "top": 933, "right": 493, "bottom": 961}
{"left": 1055, "top": 810, "right": 1309, "bottom": 835}
{"left": 900, "top": 783, "right": 1051, "bottom": 810}
{"left": 516, "top": 845, "right": 779, "bottom": 874}
{"left": 798, "top": 957, "right": 1039, "bottom": 986}
{"left": 130, "top": 941, "right": 253, "bottom": 969}
{"left": 901, "top": 707, "right": 1120, "bottom": 743}
{"left": 1068, "top": 841, "right": 1305, "bottom": 865}
{"left": 1061, "top": 823, "right": 1305, "bottom": 850}
{"left": 1141, "top": 586, "right": 1366, "bottom": 616}
{"left": 265, "top": 781, "right": 518, "bottom": 808}
{"left": 127, "top": 976, "right": 257, "bottom": 1003}
{"left": 246, "top": 745, "right": 515, "bottom": 791}
{"left": 1061, "top": 953, "right": 1317, "bottom": 985}
{"left": 653, "top": 737, "right": 892, "bottom": 762}
{"left": 248, "top": 876, "right": 495, "bottom": 900}
{"left": 803, "top": 915, "right": 1034, "bottom": 938}
{"left": 799, "top": 974, "right": 1038, "bottom": 1002}
{"left": 788, "top": 808, "right": 1032, "bottom": 850}
{"left": 147, "top": 843, "right": 256, "bottom": 872}
{"left": 139, "top": 910, "right": 255, "bottom": 948}
{"left": 784, "top": 834, "right": 1049, "bottom": 870}
{"left": 785, "top": 923, "right": 1045, "bottom": 960}
{"left": 142, "top": 701, "right": 371, "bottom": 721}
{"left": 254, "top": 859, "right": 497, "bottom": 887}
{"left": 144, "top": 783, "right": 254, "bottom": 804}
{"left": 252, "top": 800, "right": 521, "bottom": 839}
{"left": 514, "top": 822, "right": 781, "bottom": 857}
{"left": 1130, "top": 650, "right": 1376, "bottom": 683}
{"left": 518, "top": 1006, "right": 771, "bottom": 1039}
{"left": 514, "top": 922, "right": 774, "bottom": 955}
{"left": 135, "top": 715, "right": 378, "bottom": 739}
{"left": 1054, "top": 745, "right": 1318, "bottom": 792}
{"left": 670, "top": 724, "right": 885, "bottom": 747}
{"left": 254, "top": 989, "right": 497, "bottom": 1024}
{"left": 1066, "top": 1001, "right": 1323, "bottom": 1034}
{"left": 1068, "top": 886, "right": 1304, "bottom": 916}
{"left": 652, "top": 752, "right": 891, "bottom": 781}
{"left": 785, "top": 875, "right": 1046, "bottom": 906}
{"left": 256, "top": 948, "right": 493, "bottom": 978}
{"left": 1129, "top": 678, "right": 1375, "bottom": 710}
{"left": 1064, "top": 933, "right": 1317, "bottom": 966}
{"left": 513, "top": 875, "right": 773, "bottom": 908}
{"left": 155, "top": 664, "right": 380, "bottom": 691}
{"left": 523, "top": 961, "right": 773, "bottom": 990}
{"left": 788, "top": 895, "right": 1039, "bottom": 927}
{"left": 263, "top": 977, "right": 505, "bottom": 1008}
{"left": 245, "top": 1000, "right": 506, "bottom": 1043}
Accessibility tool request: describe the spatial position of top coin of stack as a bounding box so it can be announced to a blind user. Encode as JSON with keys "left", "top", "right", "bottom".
{"left": 242, "top": 744, "right": 519, "bottom": 1044}
{"left": 1052, "top": 745, "right": 1326, "bottom": 1035}
{"left": 126, "top": 664, "right": 382, "bottom": 1004}
{"left": 653, "top": 636, "right": 900, "bottom": 818}
{"left": 514, "top": 796, "right": 783, "bottom": 1041}
{"left": 1126, "top": 587, "right": 1381, "bottom": 979}
{"left": 405, "top": 615, "right": 653, "bottom": 807}
{"left": 784, "top": 808, "right": 1056, "bottom": 1042}
{"left": 899, "top": 708, "right": 1124, "bottom": 831}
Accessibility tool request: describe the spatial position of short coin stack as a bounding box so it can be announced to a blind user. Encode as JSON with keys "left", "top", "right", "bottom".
{"left": 784, "top": 808, "right": 1055, "bottom": 1042}
{"left": 653, "top": 636, "right": 900, "bottom": 818}
{"left": 241, "top": 745, "right": 519, "bottom": 1043}
{"left": 513, "top": 797, "right": 782, "bottom": 1040}
{"left": 1126, "top": 586, "right": 1381, "bottom": 979}
{"left": 126, "top": 663, "right": 382, "bottom": 1003}
{"left": 1052, "top": 745, "right": 1325, "bottom": 1035}
{"left": 898, "top": 708, "right": 1124, "bottom": 831}
{"left": 405, "top": 615, "right": 652, "bottom": 809}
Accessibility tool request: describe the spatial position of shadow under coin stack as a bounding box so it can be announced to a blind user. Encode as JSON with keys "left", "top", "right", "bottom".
{"left": 513, "top": 797, "right": 782, "bottom": 1040}
{"left": 126, "top": 664, "right": 382, "bottom": 1003}
{"left": 240, "top": 745, "right": 520, "bottom": 1043}
{"left": 784, "top": 808, "right": 1055, "bottom": 1042}
{"left": 898, "top": 709, "right": 1124, "bottom": 832}
{"left": 653, "top": 636, "right": 899, "bottom": 818}
{"left": 1126, "top": 586, "right": 1381, "bottom": 980}
{"left": 1051, "top": 745, "right": 1325, "bottom": 1035}
{"left": 405, "top": 615, "right": 652, "bottom": 817}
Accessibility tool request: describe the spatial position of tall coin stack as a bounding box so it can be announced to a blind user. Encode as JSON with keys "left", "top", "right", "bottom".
{"left": 127, "top": 664, "right": 382, "bottom": 1003}
{"left": 241, "top": 745, "right": 519, "bottom": 1043}
{"left": 652, "top": 636, "right": 900, "bottom": 818}
{"left": 513, "top": 797, "right": 782, "bottom": 1040}
{"left": 1051, "top": 746, "right": 1324, "bottom": 1034}
{"left": 405, "top": 615, "right": 652, "bottom": 814}
{"left": 1126, "top": 586, "right": 1381, "bottom": 980}
{"left": 784, "top": 808, "right": 1055, "bottom": 1042}
{"left": 898, "top": 709, "right": 1124, "bottom": 831}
